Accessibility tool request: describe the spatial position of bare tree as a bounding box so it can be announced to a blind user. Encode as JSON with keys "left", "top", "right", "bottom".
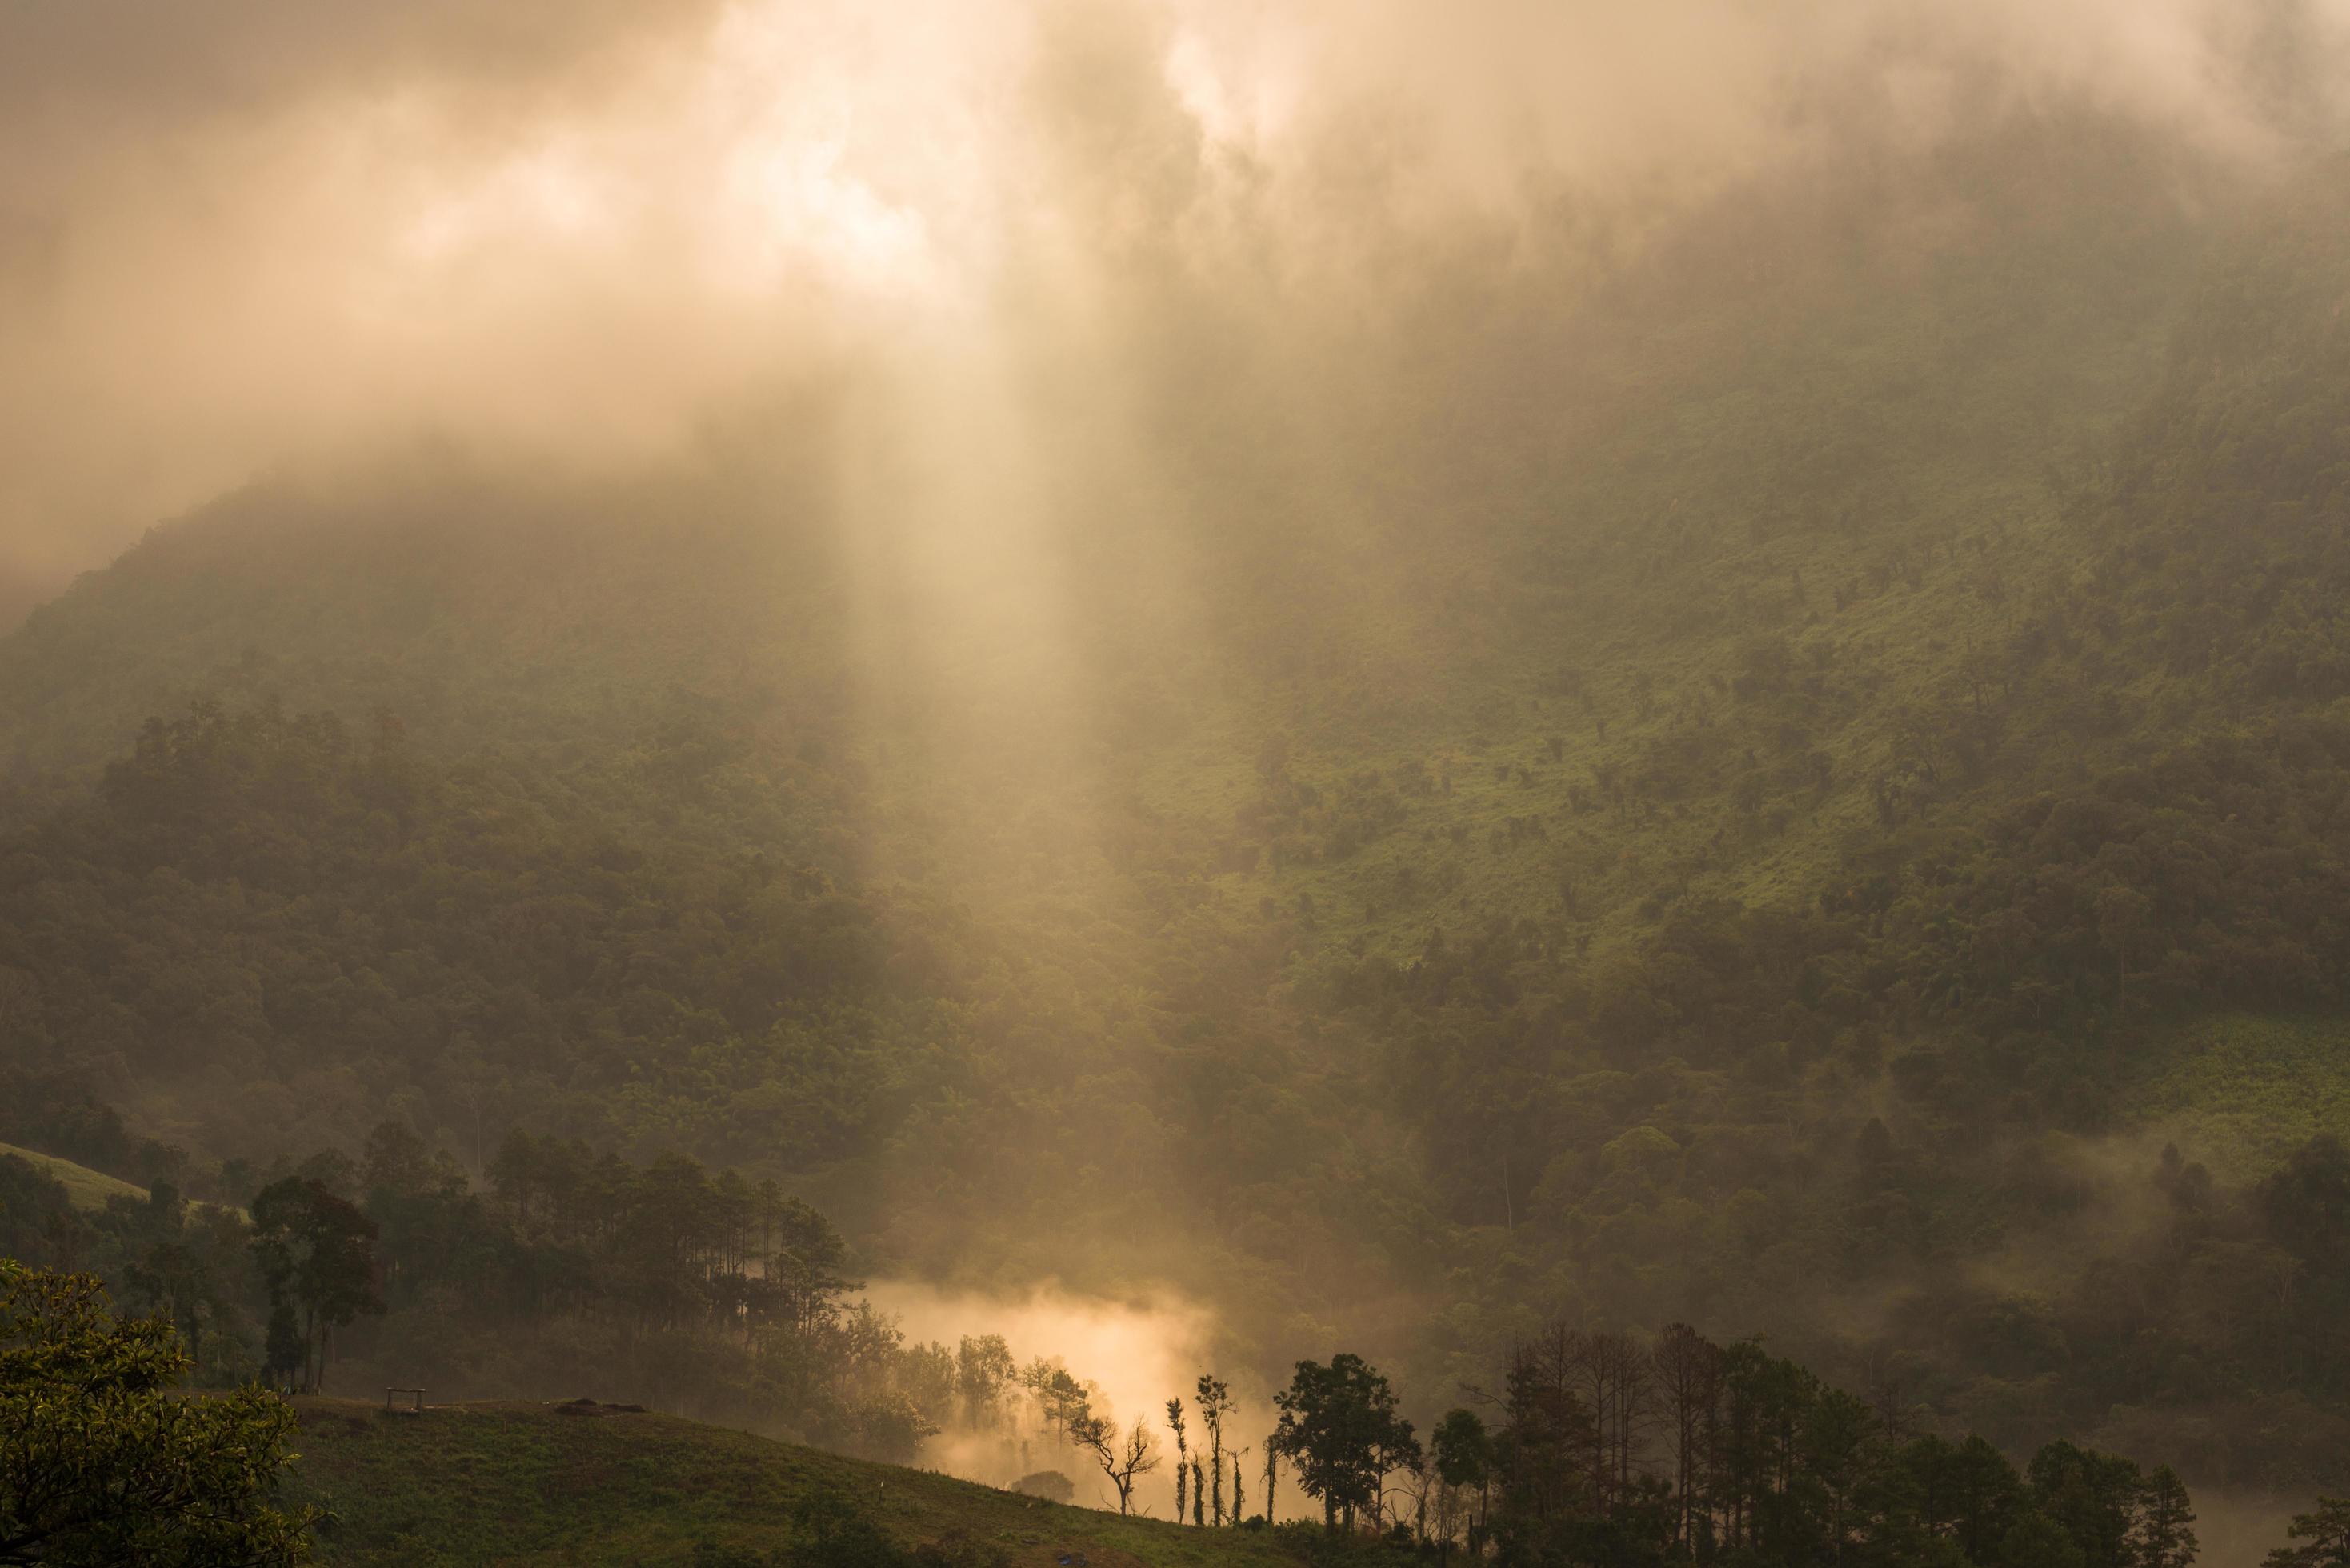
{"left": 1068, "top": 1409, "right": 1161, "bottom": 1517}
{"left": 1388, "top": 1454, "right": 1435, "bottom": 1545}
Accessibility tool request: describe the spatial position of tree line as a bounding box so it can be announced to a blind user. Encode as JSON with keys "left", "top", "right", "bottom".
{"left": 1127, "top": 1325, "right": 2204, "bottom": 1567}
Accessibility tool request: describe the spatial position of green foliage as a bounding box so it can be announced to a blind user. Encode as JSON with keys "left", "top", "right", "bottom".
{"left": 779, "top": 1486, "right": 923, "bottom": 1567}
{"left": 2127, "top": 1015, "right": 2350, "bottom": 1180}
{"left": 1271, "top": 1354, "right": 1419, "bottom": 1534}
{"left": 1472, "top": 1322, "right": 2188, "bottom": 1568}
{"left": 0, "top": 1260, "right": 311, "bottom": 1566}
{"left": 1429, "top": 1409, "right": 1491, "bottom": 1491}
{"left": 330, "top": 1126, "right": 942, "bottom": 1461}
{"left": 0, "top": 1158, "right": 80, "bottom": 1270}
{"left": 250, "top": 1178, "right": 381, "bottom": 1394}
{"left": 2266, "top": 1497, "right": 2350, "bottom": 1568}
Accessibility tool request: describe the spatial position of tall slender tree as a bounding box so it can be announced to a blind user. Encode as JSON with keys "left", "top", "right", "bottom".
{"left": 1165, "top": 1399, "right": 1188, "bottom": 1526}
{"left": 2137, "top": 1466, "right": 2199, "bottom": 1568}
{"left": 1651, "top": 1323, "right": 1722, "bottom": 1554}
{"left": 1195, "top": 1375, "right": 1235, "bottom": 1526}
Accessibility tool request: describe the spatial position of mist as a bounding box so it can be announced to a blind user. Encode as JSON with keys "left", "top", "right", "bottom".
{"left": 863, "top": 1278, "right": 1289, "bottom": 1520}
{"left": 9, "top": 3, "right": 2350, "bottom": 1565}
{"left": 5, "top": 0, "right": 2344, "bottom": 606}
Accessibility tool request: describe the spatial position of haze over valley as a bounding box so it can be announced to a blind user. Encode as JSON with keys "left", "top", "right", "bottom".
{"left": 6, "top": 3, "right": 2350, "bottom": 1565}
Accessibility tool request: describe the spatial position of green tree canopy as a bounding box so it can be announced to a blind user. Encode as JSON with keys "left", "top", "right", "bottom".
{"left": 2268, "top": 1496, "right": 2350, "bottom": 1568}
{"left": 247, "top": 1178, "right": 379, "bottom": 1394}
{"left": 1271, "top": 1351, "right": 1420, "bottom": 1534}
{"left": 0, "top": 1260, "right": 311, "bottom": 1566}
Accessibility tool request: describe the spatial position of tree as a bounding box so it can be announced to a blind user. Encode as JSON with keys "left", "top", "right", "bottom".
{"left": 1066, "top": 1406, "right": 1159, "bottom": 1517}
{"left": 1950, "top": 1434, "right": 2027, "bottom": 1565}
{"left": 110, "top": 1185, "right": 225, "bottom": 1377}
{"left": 2261, "top": 1135, "right": 2350, "bottom": 1282}
{"left": 247, "top": 1178, "right": 379, "bottom": 1394}
{"left": 2027, "top": 1439, "right": 2144, "bottom": 1568}
{"left": 1651, "top": 1322, "right": 1721, "bottom": 1553}
{"left": 1271, "top": 1353, "right": 1419, "bottom": 1533}
{"left": 2004, "top": 1511, "right": 2089, "bottom": 1568}
{"left": 767, "top": 1194, "right": 858, "bottom": 1333}
{"left": 1805, "top": 1386, "right": 1876, "bottom": 1562}
{"left": 779, "top": 1486, "right": 912, "bottom": 1568}
{"left": 0, "top": 1262, "right": 313, "bottom": 1566}
{"left": 2136, "top": 1466, "right": 2197, "bottom": 1568}
{"left": 2266, "top": 1497, "right": 2350, "bottom": 1568}
{"left": 1431, "top": 1407, "right": 1494, "bottom": 1551}
{"left": 2094, "top": 884, "right": 2153, "bottom": 1010}
{"left": 0, "top": 1159, "right": 81, "bottom": 1274}
{"left": 956, "top": 1335, "right": 1015, "bottom": 1430}
{"left": 1023, "top": 1360, "right": 1088, "bottom": 1438}
{"left": 1195, "top": 1374, "right": 1235, "bottom": 1525}
{"left": 262, "top": 1305, "right": 304, "bottom": 1389}
{"left": 1165, "top": 1399, "right": 1188, "bottom": 1525}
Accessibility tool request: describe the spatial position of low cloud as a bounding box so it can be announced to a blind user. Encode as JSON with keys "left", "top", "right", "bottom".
{"left": 1, "top": 0, "right": 2344, "bottom": 604}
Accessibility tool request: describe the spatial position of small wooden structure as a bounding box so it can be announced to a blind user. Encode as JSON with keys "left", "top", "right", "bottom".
{"left": 385, "top": 1387, "right": 426, "bottom": 1414}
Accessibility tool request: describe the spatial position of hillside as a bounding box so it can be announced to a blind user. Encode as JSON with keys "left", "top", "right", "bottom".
{"left": 6, "top": 120, "right": 2350, "bottom": 1499}
{"left": 0, "top": 1140, "right": 146, "bottom": 1210}
{"left": 282, "top": 1397, "right": 1290, "bottom": 1568}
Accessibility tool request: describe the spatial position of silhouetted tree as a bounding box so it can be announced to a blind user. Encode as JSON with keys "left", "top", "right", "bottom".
{"left": 1271, "top": 1353, "right": 1419, "bottom": 1533}
{"left": 2267, "top": 1496, "right": 2350, "bottom": 1567}
{"left": 2136, "top": 1466, "right": 2198, "bottom": 1568}
{"left": 1067, "top": 1407, "right": 1158, "bottom": 1518}
{"left": 1165, "top": 1398, "right": 1188, "bottom": 1525}
{"left": 247, "top": 1178, "right": 378, "bottom": 1394}
{"left": 1195, "top": 1374, "right": 1235, "bottom": 1524}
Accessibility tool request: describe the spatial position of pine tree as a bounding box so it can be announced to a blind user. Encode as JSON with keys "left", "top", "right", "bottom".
{"left": 2265, "top": 1496, "right": 2350, "bottom": 1567}
{"left": 2136, "top": 1466, "right": 2198, "bottom": 1568}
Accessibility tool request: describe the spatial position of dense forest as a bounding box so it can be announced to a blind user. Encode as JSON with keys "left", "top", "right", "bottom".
{"left": 5, "top": 88, "right": 2350, "bottom": 1565}
{"left": 0, "top": 1142, "right": 2224, "bottom": 1566}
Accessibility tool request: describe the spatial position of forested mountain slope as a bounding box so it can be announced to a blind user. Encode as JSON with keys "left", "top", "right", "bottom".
{"left": 5, "top": 119, "right": 2350, "bottom": 1498}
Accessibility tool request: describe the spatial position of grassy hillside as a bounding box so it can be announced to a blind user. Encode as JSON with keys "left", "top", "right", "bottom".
{"left": 282, "top": 1398, "right": 1291, "bottom": 1568}
{"left": 0, "top": 1140, "right": 147, "bottom": 1210}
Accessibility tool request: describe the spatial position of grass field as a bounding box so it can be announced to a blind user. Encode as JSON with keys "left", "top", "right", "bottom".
{"left": 282, "top": 1397, "right": 1300, "bottom": 1567}
{"left": 0, "top": 1141, "right": 148, "bottom": 1210}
